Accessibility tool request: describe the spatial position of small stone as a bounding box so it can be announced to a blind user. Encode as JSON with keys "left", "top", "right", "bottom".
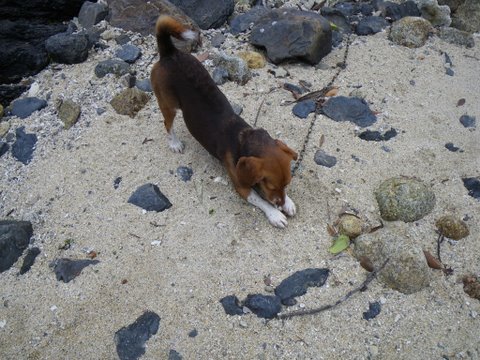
{"left": 135, "top": 79, "right": 153, "bottom": 93}
{"left": 176, "top": 166, "right": 193, "bottom": 182}
{"left": 220, "top": 295, "right": 244, "bottom": 316}
{"left": 188, "top": 329, "right": 198, "bottom": 338}
{"left": 436, "top": 215, "right": 469, "bottom": 240}
{"left": 363, "top": 301, "right": 381, "bottom": 320}
{"left": 314, "top": 149, "right": 337, "bottom": 168}
{"left": 292, "top": 100, "right": 316, "bottom": 119}
{"left": 50, "top": 258, "right": 99, "bottom": 283}
{"left": 210, "top": 33, "right": 225, "bottom": 48}
{"left": 272, "top": 67, "right": 289, "bottom": 79}
{"left": 462, "top": 275, "right": 480, "bottom": 300}
{"left": 230, "top": 6, "right": 269, "bottom": 34}
{"left": 212, "top": 67, "right": 229, "bottom": 85}
{"left": 462, "top": 177, "right": 480, "bottom": 200}
{"left": 210, "top": 51, "right": 251, "bottom": 85}
{"left": 389, "top": 17, "right": 434, "bottom": 48}
{"left": 459, "top": 115, "right": 476, "bottom": 128}
{"left": 12, "top": 127, "right": 37, "bottom": 165}
{"left": 274, "top": 268, "right": 329, "bottom": 306}
{"left": 445, "top": 67, "right": 454, "bottom": 76}
{"left": 95, "top": 59, "right": 130, "bottom": 78}
{"left": 322, "top": 96, "right": 377, "bottom": 127}
{"left": 438, "top": 27, "right": 475, "bottom": 48}
{"left": 238, "top": 51, "right": 266, "bottom": 69}
{"left": 19, "top": 247, "right": 41, "bottom": 275}
{"left": 356, "top": 16, "right": 389, "bottom": 36}
{"left": 338, "top": 215, "right": 364, "bottom": 239}
{"left": 0, "top": 122, "right": 10, "bottom": 137}
{"left": 445, "top": 142, "right": 461, "bottom": 152}
{"left": 110, "top": 88, "right": 150, "bottom": 118}
{"left": 239, "top": 320, "right": 248, "bottom": 328}
{"left": 115, "top": 44, "right": 142, "bottom": 64}
{"left": 416, "top": 0, "right": 451, "bottom": 27}
{"left": 359, "top": 128, "right": 398, "bottom": 141}
{"left": 58, "top": 99, "right": 81, "bottom": 129}
{"left": 244, "top": 294, "right": 281, "bottom": 319}
{"left": 168, "top": 349, "right": 183, "bottom": 360}
{"left": 128, "top": 183, "right": 172, "bottom": 212}
{"left": 11, "top": 97, "right": 47, "bottom": 119}
{"left": 231, "top": 103, "right": 243, "bottom": 116}
{"left": 0, "top": 220, "right": 33, "bottom": 273}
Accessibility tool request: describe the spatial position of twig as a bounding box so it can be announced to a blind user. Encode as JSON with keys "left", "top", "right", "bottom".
{"left": 277, "top": 258, "right": 390, "bottom": 320}
{"left": 253, "top": 97, "right": 266, "bottom": 128}
{"left": 436, "top": 232, "right": 444, "bottom": 263}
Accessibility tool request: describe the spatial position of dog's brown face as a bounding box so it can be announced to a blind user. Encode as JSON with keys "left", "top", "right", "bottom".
{"left": 237, "top": 140, "right": 298, "bottom": 206}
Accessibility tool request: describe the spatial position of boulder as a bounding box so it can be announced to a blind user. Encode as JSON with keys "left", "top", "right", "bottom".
{"left": 45, "top": 32, "right": 91, "bottom": 64}
{"left": 169, "top": 0, "right": 234, "bottom": 29}
{"left": 110, "top": 88, "right": 149, "bottom": 118}
{"left": 78, "top": 1, "right": 109, "bottom": 29}
{"left": 389, "top": 16, "right": 434, "bottom": 48}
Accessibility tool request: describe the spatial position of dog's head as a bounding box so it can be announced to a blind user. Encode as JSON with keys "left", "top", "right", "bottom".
{"left": 236, "top": 140, "right": 298, "bottom": 206}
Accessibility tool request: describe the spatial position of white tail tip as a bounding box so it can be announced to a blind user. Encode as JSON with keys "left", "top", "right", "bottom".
{"left": 181, "top": 30, "right": 197, "bottom": 41}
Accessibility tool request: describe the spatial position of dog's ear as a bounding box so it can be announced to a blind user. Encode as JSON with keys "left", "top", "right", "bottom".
{"left": 275, "top": 140, "right": 298, "bottom": 161}
{"left": 236, "top": 156, "right": 264, "bottom": 186}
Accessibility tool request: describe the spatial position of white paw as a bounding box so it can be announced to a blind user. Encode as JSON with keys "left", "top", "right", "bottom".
{"left": 168, "top": 136, "right": 184, "bottom": 153}
{"left": 266, "top": 208, "right": 288, "bottom": 228}
{"left": 281, "top": 195, "right": 296, "bottom": 217}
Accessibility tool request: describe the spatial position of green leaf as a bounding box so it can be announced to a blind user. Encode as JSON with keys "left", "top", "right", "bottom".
{"left": 329, "top": 235, "right": 350, "bottom": 254}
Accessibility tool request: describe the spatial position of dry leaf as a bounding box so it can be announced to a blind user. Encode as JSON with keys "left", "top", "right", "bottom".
{"left": 423, "top": 250, "right": 442, "bottom": 270}
{"left": 325, "top": 88, "right": 338, "bottom": 97}
{"left": 319, "top": 134, "right": 325, "bottom": 148}
{"left": 86, "top": 251, "right": 97, "bottom": 259}
{"left": 359, "top": 256, "right": 374, "bottom": 272}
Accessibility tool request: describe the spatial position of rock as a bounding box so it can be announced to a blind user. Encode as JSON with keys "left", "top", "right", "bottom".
{"left": 359, "top": 128, "right": 398, "bottom": 141}
{"left": 321, "top": 96, "right": 377, "bottom": 127}
{"left": 438, "top": 27, "right": 474, "bottom": 48}
{"left": 250, "top": 9, "right": 332, "bottom": 65}
{"left": 115, "top": 44, "right": 142, "bottom": 64}
{"left": 244, "top": 294, "right": 281, "bottom": 319}
{"left": 451, "top": 0, "right": 480, "bottom": 33}
{"left": 176, "top": 166, "right": 193, "bottom": 182}
{"left": 58, "top": 99, "right": 81, "bottom": 129}
{"left": 0, "top": 84, "right": 29, "bottom": 108}
{"left": 188, "top": 329, "right": 198, "bottom": 338}
{"left": 313, "top": 149, "right": 337, "bottom": 168}
{"left": 229, "top": 6, "right": 269, "bottom": 34}
{"left": 210, "top": 33, "right": 225, "bottom": 48}
{"left": 128, "top": 183, "right": 172, "bottom": 212}
{"left": 50, "top": 258, "right": 100, "bottom": 283}
{"left": 0, "top": 142, "right": 8, "bottom": 158}
{"left": 220, "top": 295, "right": 244, "bottom": 316}
{"left": 78, "top": 1, "right": 109, "bottom": 28}
{"left": 459, "top": 114, "right": 476, "bottom": 128}
{"left": 377, "top": 0, "right": 421, "bottom": 22}
{"left": 115, "top": 311, "right": 160, "bottom": 360}
{"left": 210, "top": 51, "right": 251, "bottom": 85}
{"left": 0, "top": 0, "right": 88, "bottom": 20}
{"left": 445, "top": 142, "right": 461, "bottom": 152}
{"left": 168, "top": 349, "right": 183, "bottom": 360}
{"left": 445, "top": 67, "right": 454, "bottom": 76}
{"left": 45, "top": 32, "right": 90, "bottom": 64}
{"left": 110, "top": 88, "right": 150, "bottom": 118}
{"left": 212, "top": 67, "right": 229, "bottom": 85}
{"left": 11, "top": 97, "right": 47, "bottom": 119}
{"left": 169, "top": 0, "right": 234, "bottom": 30}
{"left": 438, "top": 0, "right": 464, "bottom": 12}
{"left": 363, "top": 301, "right": 381, "bottom": 320}
{"left": 135, "top": 79, "right": 153, "bottom": 93}
{"left": 415, "top": 0, "right": 451, "bottom": 27}
{"left": 320, "top": 8, "right": 351, "bottom": 46}
{"left": 19, "top": 247, "right": 41, "bottom": 275}
{"left": 462, "top": 275, "right": 480, "bottom": 300}
{"left": 231, "top": 103, "right": 243, "bottom": 116}
{"left": 462, "top": 177, "right": 480, "bottom": 200}
{"left": 0, "top": 104, "right": 3, "bottom": 118}
{"left": 374, "top": 177, "right": 436, "bottom": 222}
{"left": 0, "top": 220, "right": 33, "bottom": 273}
{"left": 338, "top": 215, "right": 364, "bottom": 239}
{"left": 353, "top": 222, "right": 431, "bottom": 294}
{"left": 12, "top": 127, "right": 37, "bottom": 165}
{"left": 238, "top": 51, "right": 266, "bottom": 69}
{"left": 435, "top": 215, "right": 469, "bottom": 240}
{"left": 292, "top": 100, "right": 316, "bottom": 119}
{"left": 356, "top": 16, "right": 389, "bottom": 35}
{"left": 95, "top": 59, "right": 130, "bottom": 78}
{"left": 389, "top": 17, "right": 434, "bottom": 48}
{"left": 274, "top": 268, "right": 329, "bottom": 306}
{"left": 106, "top": 0, "right": 201, "bottom": 52}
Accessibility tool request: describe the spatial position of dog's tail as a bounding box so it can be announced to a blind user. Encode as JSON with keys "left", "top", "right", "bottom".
{"left": 155, "top": 15, "right": 197, "bottom": 58}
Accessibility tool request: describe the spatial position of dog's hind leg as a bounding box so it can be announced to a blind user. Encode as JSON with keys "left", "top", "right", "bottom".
{"left": 159, "top": 102, "right": 184, "bottom": 153}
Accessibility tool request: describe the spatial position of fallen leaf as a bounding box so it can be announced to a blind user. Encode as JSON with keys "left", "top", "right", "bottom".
{"left": 325, "top": 88, "right": 338, "bottom": 97}
{"left": 329, "top": 235, "right": 350, "bottom": 254}
{"left": 319, "top": 134, "right": 325, "bottom": 148}
{"left": 86, "top": 251, "right": 97, "bottom": 259}
{"left": 456, "top": 98, "right": 466, "bottom": 107}
{"left": 327, "top": 223, "right": 338, "bottom": 236}
{"left": 423, "top": 250, "right": 442, "bottom": 270}
{"left": 359, "top": 256, "right": 374, "bottom": 272}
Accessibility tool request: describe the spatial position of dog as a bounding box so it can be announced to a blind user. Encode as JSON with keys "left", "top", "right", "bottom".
{"left": 150, "top": 16, "right": 298, "bottom": 228}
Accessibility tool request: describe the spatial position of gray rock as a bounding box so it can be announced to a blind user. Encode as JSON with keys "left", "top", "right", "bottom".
{"left": 78, "top": 1, "right": 109, "bottom": 28}
{"left": 314, "top": 149, "right": 337, "bottom": 168}
{"left": 459, "top": 114, "right": 476, "bottom": 128}
{"left": 115, "top": 44, "right": 141, "bottom": 64}
{"left": 292, "top": 100, "right": 316, "bottom": 119}
{"left": 321, "top": 96, "right": 377, "bottom": 127}
{"left": 462, "top": 177, "right": 480, "bottom": 200}
{"left": 210, "top": 33, "right": 226, "bottom": 48}
{"left": 176, "top": 166, "right": 193, "bottom": 182}
{"left": 375, "top": 177, "right": 436, "bottom": 222}
{"left": 210, "top": 51, "right": 251, "bottom": 85}
{"left": 19, "top": 247, "right": 41, "bottom": 275}
{"left": 415, "top": 0, "right": 451, "bottom": 27}
{"left": 0, "top": 220, "right": 33, "bottom": 273}
{"left": 438, "top": 27, "right": 474, "bottom": 47}
{"left": 0, "top": 141, "right": 8, "bottom": 158}
{"left": 274, "top": 268, "right": 329, "bottom": 306}
{"left": 250, "top": 9, "right": 332, "bottom": 65}
{"left": 11, "top": 97, "right": 47, "bottom": 119}
{"left": 356, "top": 16, "right": 389, "bottom": 35}
{"left": 377, "top": 0, "right": 421, "bottom": 21}
{"left": 168, "top": 349, "right": 183, "bottom": 360}
{"left": 231, "top": 103, "right": 243, "bottom": 115}
{"left": 45, "top": 32, "right": 90, "bottom": 64}
{"left": 95, "top": 59, "right": 130, "bottom": 78}
{"left": 229, "top": 6, "right": 269, "bottom": 34}
{"left": 50, "top": 258, "right": 100, "bottom": 283}
{"left": 58, "top": 99, "right": 81, "bottom": 129}
{"left": 219, "top": 295, "right": 244, "bottom": 315}
{"left": 110, "top": 88, "right": 150, "bottom": 118}
{"left": 169, "top": 0, "right": 234, "bottom": 30}
{"left": 438, "top": 0, "right": 464, "bottom": 12}
{"left": 244, "top": 294, "right": 281, "bottom": 319}
{"left": 451, "top": 0, "right": 480, "bottom": 33}
{"left": 135, "top": 79, "right": 153, "bottom": 93}
{"left": 12, "top": 127, "right": 37, "bottom": 164}
{"left": 128, "top": 183, "right": 172, "bottom": 212}
{"left": 389, "top": 16, "right": 434, "bottom": 48}
{"left": 212, "top": 67, "right": 229, "bottom": 85}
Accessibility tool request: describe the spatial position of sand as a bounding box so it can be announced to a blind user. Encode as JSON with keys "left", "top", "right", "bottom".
{"left": 1, "top": 18, "right": 480, "bottom": 360}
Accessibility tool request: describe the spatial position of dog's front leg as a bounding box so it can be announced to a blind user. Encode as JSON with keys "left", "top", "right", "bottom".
{"left": 247, "top": 190, "right": 288, "bottom": 228}
{"left": 281, "top": 193, "right": 296, "bottom": 217}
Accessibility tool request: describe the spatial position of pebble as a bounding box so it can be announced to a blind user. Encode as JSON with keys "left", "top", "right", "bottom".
{"left": 359, "top": 128, "right": 397, "bottom": 141}
{"left": 389, "top": 17, "right": 433, "bottom": 48}
{"left": 78, "top": 1, "right": 109, "bottom": 29}
{"left": 135, "top": 79, "right": 153, "bottom": 93}
{"left": 445, "top": 67, "right": 454, "bottom": 76}
{"left": 168, "top": 349, "right": 183, "bottom": 360}
{"left": 292, "top": 100, "right": 316, "bottom": 119}
{"left": 462, "top": 177, "right": 480, "bottom": 200}
{"left": 338, "top": 214, "right": 364, "bottom": 239}
{"left": 274, "top": 268, "right": 329, "bottom": 306}
{"left": 459, "top": 115, "right": 476, "bottom": 128}
{"left": 445, "top": 142, "right": 461, "bottom": 152}
{"left": 94, "top": 59, "right": 130, "bottom": 78}
{"left": 11, "top": 97, "right": 47, "bottom": 119}
{"left": 220, "top": 295, "right": 244, "bottom": 316}
{"left": 231, "top": 102, "right": 243, "bottom": 116}
{"left": 436, "top": 215, "right": 469, "bottom": 240}
{"left": 12, "top": 127, "right": 37, "bottom": 165}
{"left": 115, "top": 44, "right": 142, "bottom": 64}
{"left": 58, "top": 99, "right": 81, "bottom": 129}
{"left": 50, "top": 258, "right": 100, "bottom": 283}
{"left": 356, "top": 16, "right": 388, "bottom": 36}
{"left": 0, "top": 220, "right": 33, "bottom": 273}
{"left": 210, "top": 33, "right": 225, "bottom": 48}
{"left": 110, "top": 88, "right": 150, "bottom": 118}
{"left": 115, "top": 311, "right": 160, "bottom": 360}
{"left": 212, "top": 67, "right": 229, "bottom": 85}
{"left": 313, "top": 149, "right": 337, "bottom": 168}
{"left": 128, "top": 183, "right": 172, "bottom": 212}
{"left": 45, "top": 32, "right": 90, "bottom": 64}
{"left": 321, "top": 96, "right": 376, "bottom": 127}
{"left": 244, "top": 294, "right": 282, "bottom": 319}
{"left": 363, "top": 301, "right": 381, "bottom": 320}
{"left": 176, "top": 166, "right": 193, "bottom": 182}
{"left": 188, "top": 329, "right": 198, "bottom": 338}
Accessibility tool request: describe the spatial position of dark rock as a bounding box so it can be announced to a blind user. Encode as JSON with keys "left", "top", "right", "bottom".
{"left": 212, "top": 67, "right": 229, "bottom": 85}
{"left": 244, "top": 294, "right": 281, "bottom": 319}
{"left": 378, "top": 1, "right": 421, "bottom": 21}
{"left": 389, "top": 16, "right": 434, "bottom": 48}
{"left": 168, "top": 350, "right": 183, "bottom": 360}
{"left": 50, "top": 258, "right": 99, "bottom": 283}
{"left": 110, "top": 88, "right": 150, "bottom": 118}
{"left": 444, "top": 52, "right": 453, "bottom": 66}
{"left": 0, "top": 84, "right": 29, "bottom": 108}
{"left": 128, "top": 183, "right": 172, "bottom": 212}
{"left": 359, "top": 128, "right": 397, "bottom": 141}
{"left": 231, "top": 103, "right": 243, "bottom": 116}
{"left": 115, "top": 44, "right": 142, "bottom": 64}
{"left": 176, "top": 166, "right": 193, "bottom": 182}
{"left": 283, "top": 83, "right": 307, "bottom": 96}
{"left": 0, "top": 142, "right": 9, "bottom": 158}
{"left": 78, "top": 1, "right": 109, "bottom": 29}
{"left": 45, "top": 32, "right": 90, "bottom": 64}
{"left": 446, "top": 67, "right": 454, "bottom": 76}
{"left": 292, "top": 100, "right": 316, "bottom": 119}
{"left": 250, "top": 9, "right": 332, "bottom": 65}
{"left": 459, "top": 114, "right": 476, "bottom": 128}
{"left": 188, "top": 329, "right": 198, "bottom": 338}
{"left": 169, "top": 0, "right": 234, "bottom": 30}
{"left": 445, "top": 142, "right": 461, "bottom": 152}
{"left": 438, "top": 27, "right": 475, "bottom": 48}
{"left": 116, "top": 34, "right": 131, "bottom": 45}
{"left": 115, "top": 311, "right": 160, "bottom": 360}
{"left": 314, "top": 149, "right": 337, "bottom": 168}
{"left": 463, "top": 177, "right": 480, "bottom": 200}
{"left": 19, "top": 247, "right": 41, "bottom": 275}
{"left": 417, "top": 0, "right": 452, "bottom": 27}
{"left": 0, "top": 0, "right": 89, "bottom": 21}
{"left": 0, "top": 220, "right": 33, "bottom": 273}
{"left": 135, "top": 79, "right": 153, "bottom": 93}
{"left": 12, "top": 127, "right": 37, "bottom": 165}
{"left": 114, "top": 177, "right": 122, "bottom": 189}
{"left": 321, "top": 96, "right": 377, "bottom": 127}
{"left": 438, "top": 0, "right": 464, "bottom": 12}
{"left": 220, "top": 295, "right": 244, "bottom": 316}
{"left": 11, "top": 97, "right": 47, "bottom": 119}
{"left": 363, "top": 301, "right": 381, "bottom": 320}
{"left": 95, "top": 59, "right": 130, "bottom": 78}
{"left": 356, "top": 16, "right": 389, "bottom": 35}
{"left": 274, "top": 268, "right": 329, "bottom": 306}
{"left": 320, "top": 8, "right": 352, "bottom": 35}
{"left": 451, "top": 0, "right": 480, "bottom": 33}
{"left": 229, "top": 6, "right": 269, "bottom": 34}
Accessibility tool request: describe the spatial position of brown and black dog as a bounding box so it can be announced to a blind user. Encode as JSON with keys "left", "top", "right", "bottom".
{"left": 151, "top": 16, "right": 298, "bottom": 228}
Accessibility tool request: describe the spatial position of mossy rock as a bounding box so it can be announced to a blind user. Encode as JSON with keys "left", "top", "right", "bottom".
{"left": 435, "top": 215, "right": 469, "bottom": 240}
